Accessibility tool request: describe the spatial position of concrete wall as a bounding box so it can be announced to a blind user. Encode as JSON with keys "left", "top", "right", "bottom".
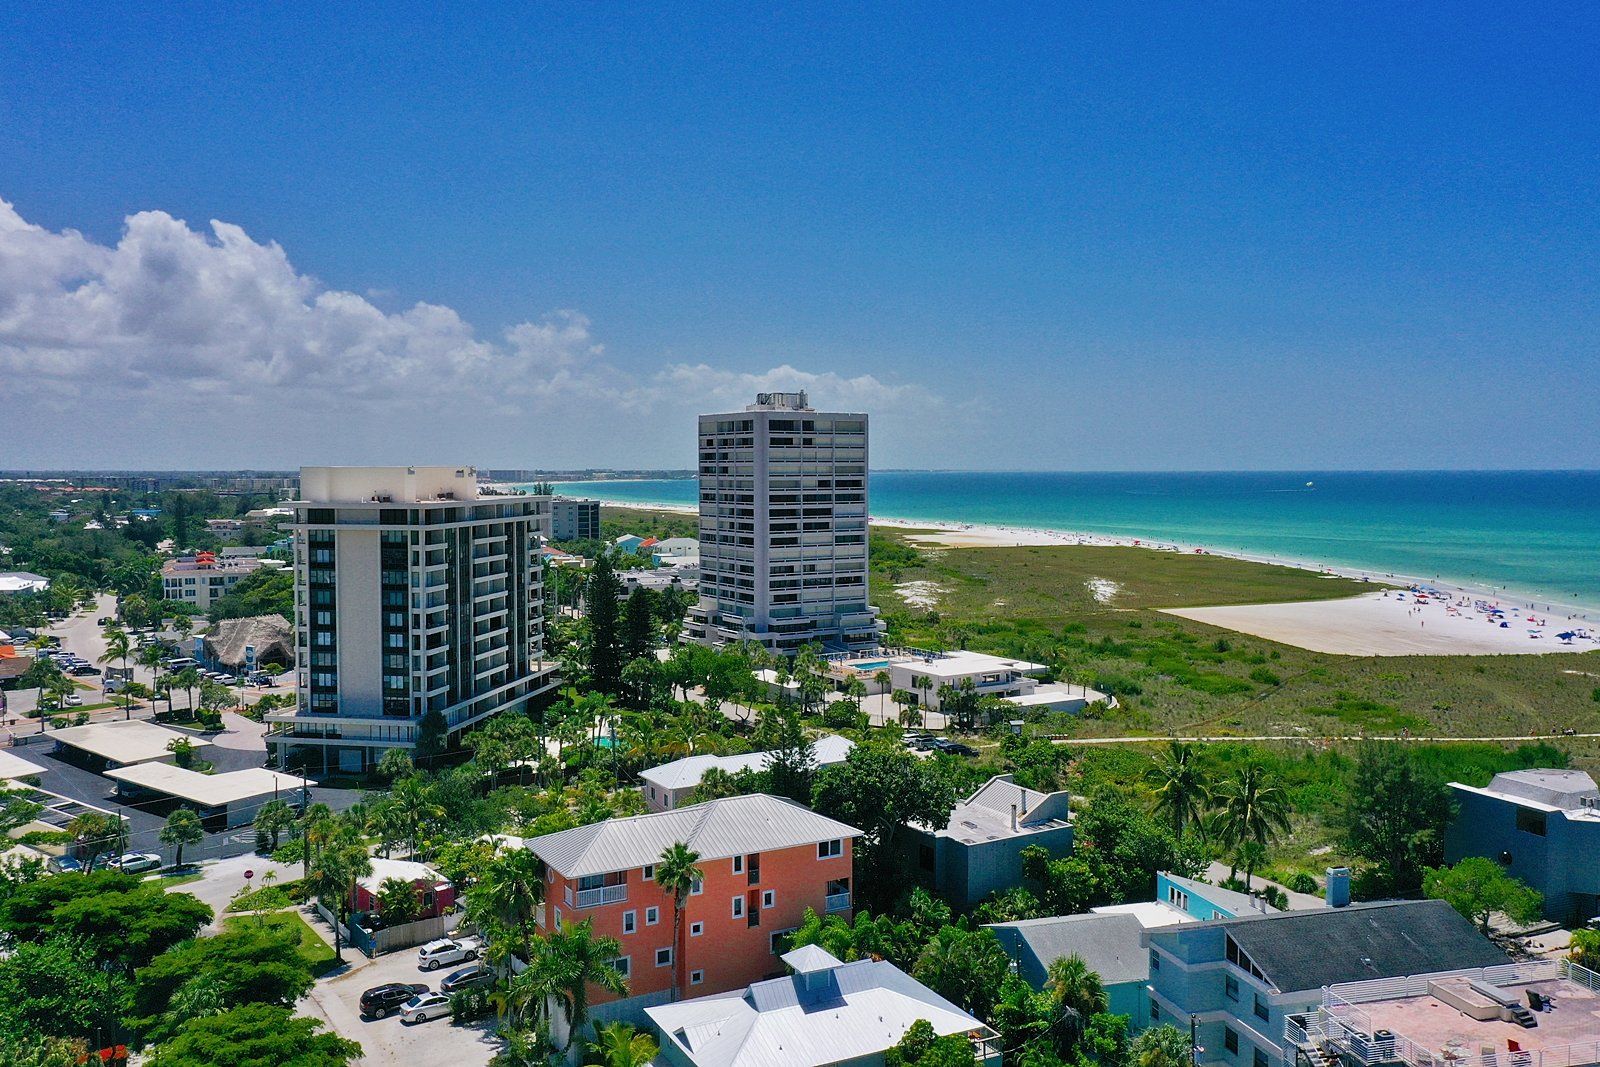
{"left": 334, "top": 527, "right": 381, "bottom": 716}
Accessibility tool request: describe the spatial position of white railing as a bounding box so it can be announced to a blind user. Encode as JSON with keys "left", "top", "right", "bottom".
{"left": 574, "top": 884, "right": 628, "bottom": 908}
{"left": 1562, "top": 958, "right": 1600, "bottom": 993}
{"left": 824, "top": 892, "right": 851, "bottom": 912}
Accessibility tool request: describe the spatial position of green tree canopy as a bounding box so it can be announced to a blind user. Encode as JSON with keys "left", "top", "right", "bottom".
{"left": 128, "top": 925, "right": 317, "bottom": 1042}
{"left": 206, "top": 568, "right": 294, "bottom": 621}
{"left": 1424, "top": 857, "right": 1544, "bottom": 933}
{"left": 0, "top": 937, "right": 128, "bottom": 1046}
{"left": 0, "top": 872, "right": 212, "bottom": 972}
{"left": 811, "top": 743, "right": 959, "bottom": 907}
{"left": 910, "top": 925, "right": 1011, "bottom": 1021}
{"left": 1130, "top": 1024, "right": 1195, "bottom": 1067}
{"left": 159, "top": 808, "right": 205, "bottom": 869}
{"left": 147, "top": 1003, "right": 360, "bottom": 1067}
{"left": 885, "top": 1019, "right": 976, "bottom": 1067}
{"left": 1336, "top": 743, "right": 1455, "bottom": 898}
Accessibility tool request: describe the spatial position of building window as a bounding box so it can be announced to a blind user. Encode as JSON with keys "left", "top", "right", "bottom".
{"left": 690, "top": 969, "right": 704, "bottom": 985}
{"left": 919, "top": 843, "right": 936, "bottom": 871}
{"left": 554, "top": 907, "right": 562, "bottom": 928}
{"left": 1225, "top": 1028, "right": 1239, "bottom": 1055}
{"left": 1168, "top": 886, "right": 1190, "bottom": 911}
{"left": 1254, "top": 993, "right": 1269, "bottom": 1022}
{"left": 732, "top": 855, "right": 744, "bottom": 875}
{"left": 623, "top": 910, "right": 636, "bottom": 934}
{"left": 818, "top": 839, "right": 842, "bottom": 859}
{"left": 771, "top": 929, "right": 797, "bottom": 955}
{"left": 762, "top": 889, "right": 775, "bottom": 909}
{"left": 611, "top": 956, "right": 630, "bottom": 978}
{"left": 691, "top": 878, "right": 702, "bottom": 896}
{"left": 1516, "top": 808, "right": 1548, "bottom": 836}
{"left": 1225, "top": 975, "right": 1239, "bottom": 1001}
{"left": 1150, "top": 1002, "right": 1161, "bottom": 1022}
{"left": 656, "top": 947, "right": 673, "bottom": 968}
{"left": 690, "top": 922, "right": 703, "bottom": 937}
{"left": 646, "top": 907, "right": 659, "bottom": 926}
{"left": 1254, "top": 1051, "right": 1269, "bottom": 1067}
{"left": 642, "top": 864, "right": 654, "bottom": 881}
{"left": 732, "top": 896, "right": 744, "bottom": 919}
{"left": 1150, "top": 949, "right": 1160, "bottom": 972}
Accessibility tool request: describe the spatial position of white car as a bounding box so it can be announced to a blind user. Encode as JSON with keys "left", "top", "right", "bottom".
{"left": 399, "top": 991, "right": 452, "bottom": 1024}
{"left": 109, "top": 852, "right": 162, "bottom": 874}
{"left": 417, "top": 936, "right": 480, "bottom": 971}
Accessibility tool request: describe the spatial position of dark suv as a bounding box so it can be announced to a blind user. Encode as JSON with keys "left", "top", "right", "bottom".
{"left": 360, "top": 983, "right": 428, "bottom": 1019}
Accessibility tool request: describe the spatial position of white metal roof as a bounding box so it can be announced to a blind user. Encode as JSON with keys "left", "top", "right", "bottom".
{"left": 639, "top": 735, "right": 854, "bottom": 792}
{"left": 51, "top": 720, "right": 214, "bottom": 764}
{"left": 0, "top": 748, "right": 47, "bottom": 780}
{"left": 645, "top": 955, "right": 988, "bottom": 1067}
{"left": 105, "top": 764, "right": 309, "bottom": 807}
{"left": 359, "top": 857, "right": 449, "bottom": 896}
{"left": 527, "top": 794, "right": 861, "bottom": 878}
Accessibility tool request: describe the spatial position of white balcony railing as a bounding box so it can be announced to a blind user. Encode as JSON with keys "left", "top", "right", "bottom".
{"left": 574, "top": 884, "right": 628, "bottom": 909}
{"left": 824, "top": 892, "right": 851, "bottom": 912}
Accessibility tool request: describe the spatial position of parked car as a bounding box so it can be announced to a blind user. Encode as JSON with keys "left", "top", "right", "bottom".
{"left": 417, "top": 936, "right": 481, "bottom": 971}
{"left": 943, "top": 742, "right": 979, "bottom": 757}
{"left": 47, "top": 856, "right": 83, "bottom": 874}
{"left": 63, "top": 694, "right": 82, "bottom": 707}
{"left": 70, "top": 665, "right": 101, "bottom": 675}
{"left": 399, "top": 991, "right": 452, "bottom": 1024}
{"left": 440, "top": 964, "right": 495, "bottom": 993}
{"left": 108, "top": 852, "right": 162, "bottom": 874}
{"left": 360, "top": 982, "right": 429, "bottom": 1019}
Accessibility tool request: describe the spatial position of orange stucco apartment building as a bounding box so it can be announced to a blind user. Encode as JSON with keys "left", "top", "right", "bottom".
{"left": 519, "top": 793, "right": 861, "bottom": 1032}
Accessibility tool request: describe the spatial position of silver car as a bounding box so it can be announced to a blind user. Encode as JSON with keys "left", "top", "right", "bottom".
{"left": 400, "top": 991, "right": 452, "bottom": 1024}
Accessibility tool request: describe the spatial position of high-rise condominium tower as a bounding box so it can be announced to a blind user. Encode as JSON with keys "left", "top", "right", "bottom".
{"left": 684, "top": 392, "right": 883, "bottom": 654}
{"left": 269, "top": 466, "right": 556, "bottom": 773}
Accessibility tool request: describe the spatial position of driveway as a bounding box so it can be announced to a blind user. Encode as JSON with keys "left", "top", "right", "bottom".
{"left": 299, "top": 933, "right": 501, "bottom": 1067}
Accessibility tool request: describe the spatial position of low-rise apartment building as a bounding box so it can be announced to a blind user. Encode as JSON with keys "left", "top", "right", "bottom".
{"left": 904, "top": 773, "right": 1073, "bottom": 911}
{"left": 522, "top": 793, "right": 861, "bottom": 1037}
{"left": 161, "top": 552, "right": 275, "bottom": 611}
{"left": 1146, "top": 900, "right": 1509, "bottom": 1067}
{"left": 549, "top": 497, "right": 601, "bottom": 542}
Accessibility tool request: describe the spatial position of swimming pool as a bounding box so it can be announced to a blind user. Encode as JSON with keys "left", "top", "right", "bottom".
{"left": 852, "top": 660, "right": 891, "bottom": 670}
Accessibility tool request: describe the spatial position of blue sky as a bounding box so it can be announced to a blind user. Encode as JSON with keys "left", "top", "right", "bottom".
{"left": 2, "top": 4, "right": 1595, "bottom": 470}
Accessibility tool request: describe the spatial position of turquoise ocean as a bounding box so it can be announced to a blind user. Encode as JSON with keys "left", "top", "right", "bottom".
{"left": 534, "top": 471, "right": 1600, "bottom": 617}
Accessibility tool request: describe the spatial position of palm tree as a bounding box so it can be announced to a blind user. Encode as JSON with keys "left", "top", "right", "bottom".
{"left": 589, "top": 1020, "right": 659, "bottom": 1067}
{"left": 310, "top": 838, "right": 373, "bottom": 960}
{"left": 914, "top": 675, "right": 934, "bottom": 720}
{"left": 68, "top": 812, "right": 128, "bottom": 871}
{"left": 1047, "top": 952, "right": 1109, "bottom": 1040}
{"left": 545, "top": 918, "right": 628, "bottom": 1050}
{"left": 160, "top": 807, "right": 205, "bottom": 868}
{"left": 173, "top": 666, "right": 200, "bottom": 712}
{"left": 1210, "top": 763, "right": 1293, "bottom": 880}
{"left": 391, "top": 775, "right": 445, "bottom": 859}
{"left": 656, "top": 841, "right": 704, "bottom": 1002}
{"left": 874, "top": 670, "right": 892, "bottom": 724}
{"left": 254, "top": 799, "right": 295, "bottom": 852}
{"left": 298, "top": 802, "right": 335, "bottom": 883}
{"left": 1235, "top": 840, "right": 1268, "bottom": 891}
{"left": 99, "top": 627, "right": 133, "bottom": 719}
{"left": 19, "top": 656, "right": 64, "bottom": 734}
{"left": 1150, "top": 741, "right": 1209, "bottom": 840}
{"left": 470, "top": 848, "right": 545, "bottom": 962}
{"left": 490, "top": 954, "right": 561, "bottom": 1030}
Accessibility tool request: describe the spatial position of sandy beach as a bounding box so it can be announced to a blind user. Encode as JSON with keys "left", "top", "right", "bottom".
{"left": 530, "top": 490, "right": 1600, "bottom": 657}
{"left": 1165, "top": 592, "right": 1600, "bottom": 657}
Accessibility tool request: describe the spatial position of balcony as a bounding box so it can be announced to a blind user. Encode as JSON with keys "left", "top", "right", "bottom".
{"left": 574, "top": 884, "right": 628, "bottom": 908}
{"left": 824, "top": 892, "right": 852, "bottom": 913}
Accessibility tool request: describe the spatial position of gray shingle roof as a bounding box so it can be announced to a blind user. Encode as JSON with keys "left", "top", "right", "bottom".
{"left": 1164, "top": 899, "right": 1509, "bottom": 993}
{"left": 987, "top": 912, "right": 1150, "bottom": 988}
{"left": 527, "top": 793, "right": 862, "bottom": 878}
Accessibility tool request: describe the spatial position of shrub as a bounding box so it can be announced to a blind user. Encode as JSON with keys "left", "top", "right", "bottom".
{"left": 448, "top": 987, "right": 490, "bottom": 1022}
{"left": 1249, "top": 667, "right": 1282, "bottom": 686}
{"left": 1287, "top": 872, "right": 1320, "bottom": 895}
{"left": 271, "top": 838, "right": 305, "bottom": 864}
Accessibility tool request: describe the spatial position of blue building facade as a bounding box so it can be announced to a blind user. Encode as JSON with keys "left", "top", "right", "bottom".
{"left": 1445, "top": 769, "right": 1600, "bottom": 926}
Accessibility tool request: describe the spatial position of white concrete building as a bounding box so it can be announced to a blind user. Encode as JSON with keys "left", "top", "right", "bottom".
{"left": 161, "top": 553, "right": 275, "bottom": 611}
{"left": 268, "top": 466, "right": 558, "bottom": 773}
{"left": 685, "top": 392, "right": 883, "bottom": 654}
{"left": 639, "top": 734, "right": 854, "bottom": 812}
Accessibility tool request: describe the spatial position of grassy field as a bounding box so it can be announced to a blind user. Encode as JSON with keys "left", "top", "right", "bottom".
{"left": 866, "top": 528, "right": 1600, "bottom": 752}
{"left": 222, "top": 910, "right": 338, "bottom": 975}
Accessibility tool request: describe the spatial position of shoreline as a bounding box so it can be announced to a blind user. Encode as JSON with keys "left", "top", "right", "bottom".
{"left": 499, "top": 485, "right": 1600, "bottom": 623}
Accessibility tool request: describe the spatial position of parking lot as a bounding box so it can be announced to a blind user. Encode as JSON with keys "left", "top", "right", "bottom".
{"left": 299, "top": 937, "right": 500, "bottom": 1067}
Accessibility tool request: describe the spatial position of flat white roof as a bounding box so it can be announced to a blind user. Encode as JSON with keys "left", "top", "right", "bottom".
{"left": 358, "top": 857, "right": 449, "bottom": 896}
{"left": 889, "top": 649, "right": 1049, "bottom": 680}
{"left": 51, "top": 720, "right": 213, "bottom": 764}
{"left": 1091, "top": 901, "right": 1198, "bottom": 929}
{"left": 0, "top": 748, "right": 47, "bottom": 780}
{"left": 105, "top": 764, "right": 309, "bottom": 808}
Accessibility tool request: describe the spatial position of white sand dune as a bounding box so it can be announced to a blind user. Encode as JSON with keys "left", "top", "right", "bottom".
{"left": 1165, "top": 592, "right": 1599, "bottom": 657}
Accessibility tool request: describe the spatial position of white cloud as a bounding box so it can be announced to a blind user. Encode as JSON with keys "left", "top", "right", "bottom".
{"left": 0, "top": 197, "right": 947, "bottom": 465}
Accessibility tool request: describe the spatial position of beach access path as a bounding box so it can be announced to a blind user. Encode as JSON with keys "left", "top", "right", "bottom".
{"left": 1163, "top": 590, "right": 1599, "bottom": 657}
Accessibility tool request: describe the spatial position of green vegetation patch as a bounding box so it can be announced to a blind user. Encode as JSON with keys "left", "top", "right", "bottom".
{"left": 222, "top": 911, "right": 337, "bottom": 976}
